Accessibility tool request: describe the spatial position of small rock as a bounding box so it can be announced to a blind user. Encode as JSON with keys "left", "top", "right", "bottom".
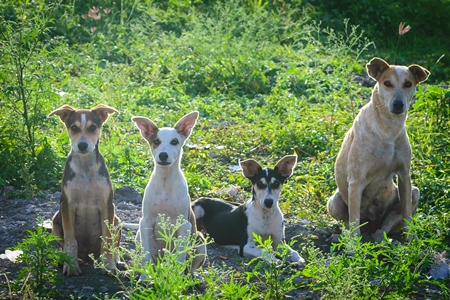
{"left": 429, "top": 251, "right": 450, "bottom": 279}
{"left": 114, "top": 185, "right": 142, "bottom": 204}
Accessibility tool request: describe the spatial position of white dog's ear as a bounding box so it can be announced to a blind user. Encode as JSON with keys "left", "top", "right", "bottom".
{"left": 274, "top": 155, "right": 297, "bottom": 179}
{"left": 408, "top": 64, "right": 430, "bottom": 84}
{"left": 240, "top": 159, "right": 262, "bottom": 179}
{"left": 366, "top": 57, "right": 390, "bottom": 80}
{"left": 131, "top": 116, "right": 159, "bottom": 140}
{"left": 175, "top": 111, "right": 199, "bottom": 138}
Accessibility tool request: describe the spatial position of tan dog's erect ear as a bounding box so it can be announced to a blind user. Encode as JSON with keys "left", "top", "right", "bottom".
{"left": 91, "top": 104, "right": 119, "bottom": 125}
{"left": 408, "top": 64, "right": 430, "bottom": 84}
{"left": 274, "top": 155, "right": 297, "bottom": 179}
{"left": 174, "top": 111, "right": 199, "bottom": 138}
{"left": 366, "top": 57, "right": 390, "bottom": 81}
{"left": 132, "top": 116, "right": 159, "bottom": 140}
{"left": 48, "top": 105, "right": 77, "bottom": 124}
{"left": 240, "top": 159, "right": 263, "bottom": 179}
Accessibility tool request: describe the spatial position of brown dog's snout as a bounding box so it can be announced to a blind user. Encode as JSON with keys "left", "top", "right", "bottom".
{"left": 264, "top": 198, "right": 273, "bottom": 208}
{"left": 78, "top": 142, "right": 88, "bottom": 152}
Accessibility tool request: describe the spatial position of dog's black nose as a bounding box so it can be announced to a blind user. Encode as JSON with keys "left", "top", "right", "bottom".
{"left": 78, "top": 142, "right": 88, "bottom": 152}
{"left": 392, "top": 99, "right": 405, "bottom": 114}
{"left": 159, "top": 152, "right": 168, "bottom": 162}
{"left": 264, "top": 199, "right": 273, "bottom": 208}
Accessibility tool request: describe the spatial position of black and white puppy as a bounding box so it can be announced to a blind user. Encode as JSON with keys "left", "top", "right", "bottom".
{"left": 192, "top": 155, "right": 304, "bottom": 263}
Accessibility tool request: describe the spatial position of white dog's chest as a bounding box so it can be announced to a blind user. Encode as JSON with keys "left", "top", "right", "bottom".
{"left": 246, "top": 203, "right": 283, "bottom": 237}
{"left": 142, "top": 181, "right": 190, "bottom": 220}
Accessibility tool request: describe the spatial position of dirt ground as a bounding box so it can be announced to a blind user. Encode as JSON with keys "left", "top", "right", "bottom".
{"left": 0, "top": 188, "right": 336, "bottom": 299}
{"left": 1, "top": 187, "right": 447, "bottom": 299}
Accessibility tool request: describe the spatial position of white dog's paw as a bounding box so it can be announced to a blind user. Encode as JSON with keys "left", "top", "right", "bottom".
{"left": 262, "top": 252, "right": 282, "bottom": 264}
{"left": 290, "top": 250, "right": 305, "bottom": 264}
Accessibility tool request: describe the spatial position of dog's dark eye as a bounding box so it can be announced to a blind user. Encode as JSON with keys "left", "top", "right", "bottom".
{"left": 70, "top": 125, "right": 79, "bottom": 133}
{"left": 271, "top": 181, "right": 280, "bottom": 189}
{"left": 170, "top": 139, "right": 179, "bottom": 146}
{"left": 256, "top": 181, "right": 266, "bottom": 189}
{"left": 404, "top": 81, "right": 412, "bottom": 88}
{"left": 384, "top": 81, "right": 393, "bottom": 87}
{"left": 153, "top": 139, "right": 161, "bottom": 146}
{"left": 89, "top": 125, "right": 97, "bottom": 132}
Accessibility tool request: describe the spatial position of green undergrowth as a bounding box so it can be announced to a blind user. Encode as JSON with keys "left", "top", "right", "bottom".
{"left": 0, "top": 0, "right": 449, "bottom": 298}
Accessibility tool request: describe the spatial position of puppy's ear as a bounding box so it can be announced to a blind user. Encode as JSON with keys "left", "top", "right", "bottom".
{"left": 408, "top": 64, "right": 430, "bottom": 84}
{"left": 48, "top": 105, "right": 76, "bottom": 125}
{"left": 132, "top": 117, "right": 159, "bottom": 140}
{"left": 175, "top": 111, "right": 199, "bottom": 138}
{"left": 91, "top": 104, "right": 119, "bottom": 125}
{"left": 274, "top": 155, "right": 297, "bottom": 179}
{"left": 366, "top": 57, "right": 390, "bottom": 80}
{"left": 240, "top": 159, "right": 262, "bottom": 179}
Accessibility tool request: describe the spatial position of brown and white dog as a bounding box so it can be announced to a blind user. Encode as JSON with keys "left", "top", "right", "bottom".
{"left": 327, "top": 57, "right": 430, "bottom": 241}
{"left": 131, "top": 111, "right": 206, "bottom": 282}
{"left": 49, "top": 104, "right": 121, "bottom": 276}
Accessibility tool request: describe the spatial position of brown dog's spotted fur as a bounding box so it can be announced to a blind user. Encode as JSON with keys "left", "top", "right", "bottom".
{"left": 49, "top": 104, "right": 120, "bottom": 276}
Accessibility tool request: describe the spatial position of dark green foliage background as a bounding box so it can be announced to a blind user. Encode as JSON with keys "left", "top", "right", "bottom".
{"left": 0, "top": 0, "right": 448, "bottom": 232}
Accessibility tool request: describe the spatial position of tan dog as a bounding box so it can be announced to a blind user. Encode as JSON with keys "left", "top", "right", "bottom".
{"left": 327, "top": 57, "right": 430, "bottom": 241}
{"left": 49, "top": 104, "right": 121, "bottom": 276}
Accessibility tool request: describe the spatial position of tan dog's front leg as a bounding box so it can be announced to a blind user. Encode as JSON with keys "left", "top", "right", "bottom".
{"left": 397, "top": 172, "right": 412, "bottom": 232}
{"left": 61, "top": 201, "right": 82, "bottom": 276}
{"left": 348, "top": 181, "right": 363, "bottom": 235}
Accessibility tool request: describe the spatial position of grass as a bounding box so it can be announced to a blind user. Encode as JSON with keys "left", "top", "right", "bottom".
{"left": 0, "top": 0, "right": 449, "bottom": 298}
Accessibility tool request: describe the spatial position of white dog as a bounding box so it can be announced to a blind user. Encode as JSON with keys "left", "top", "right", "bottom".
{"left": 131, "top": 111, "right": 206, "bottom": 281}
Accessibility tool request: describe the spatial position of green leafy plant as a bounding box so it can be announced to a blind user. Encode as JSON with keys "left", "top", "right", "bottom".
{"left": 245, "top": 234, "right": 304, "bottom": 300}
{"left": 0, "top": 1, "right": 66, "bottom": 190}
{"left": 94, "top": 215, "right": 206, "bottom": 299}
{"left": 303, "top": 219, "right": 447, "bottom": 299}
{"left": 8, "top": 216, "right": 72, "bottom": 299}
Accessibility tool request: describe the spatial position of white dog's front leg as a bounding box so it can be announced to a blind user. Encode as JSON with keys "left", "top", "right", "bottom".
{"left": 138, "top": 218, "right": 153, "bottom": 282}
{"left": 176, "top": 221, "right": 191, "bottom": 263}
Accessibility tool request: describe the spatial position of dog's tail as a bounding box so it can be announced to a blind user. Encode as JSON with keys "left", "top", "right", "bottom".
{"left": 191, "top": 198, "right": 206, "bottom": 220}
{"left": 122, "top": 223, "right": 139, "bottom": 230}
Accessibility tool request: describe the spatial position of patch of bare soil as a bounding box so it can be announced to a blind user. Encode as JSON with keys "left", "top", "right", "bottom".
{"left": 3, "top": 188, "right": 447, "bottom": 299}
{"left": 0, "top": 188, "right": 336, "bottom": 299}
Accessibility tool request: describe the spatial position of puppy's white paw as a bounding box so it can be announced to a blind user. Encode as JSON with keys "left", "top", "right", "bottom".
{"left": 290, "top": 250, "right": 305, "bottom": 264}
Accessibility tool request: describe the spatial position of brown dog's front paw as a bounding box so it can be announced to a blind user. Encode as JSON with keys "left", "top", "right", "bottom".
{"left": 372, "top": 230, "right": 386, "bottom": 243}
{"left": 63, "top": 261, "right": 82, "bottom": 276}
{"left": 102, "top": 260, "right": 119, "bottom": 275}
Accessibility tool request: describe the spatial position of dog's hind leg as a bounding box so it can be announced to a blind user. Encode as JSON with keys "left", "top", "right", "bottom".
{"left": 327, "top": 190, "right": 349, "bottom": 225}
{"left": 372, "top": 186, "right": 419, "bottom": 242}
{"left": 51, "top": 211, "right": 64, "bottom": 248}
{"left": 191, "top": 232, "right": 207, "bottom": 272}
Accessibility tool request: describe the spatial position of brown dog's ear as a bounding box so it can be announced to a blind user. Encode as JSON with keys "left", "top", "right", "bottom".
{"left": 366, "top": 57, "right": 390, "bottom": 80}
{"left": 274, "top": 155, "right": 297, "bottom": 179}
{"left": 48, "top": 105, "right": 77, "bottom": 125}
{"left": 240, "top": 159, "right": 262, "bottom": 179}
{"left": 408, "top": 64, "right": 430, "bottom": 84}
{"left": 174, "top": 111, "right": 199, "bottom": 139}
{"left": 132, "top": 117, "right": 159, "bottom": 140}
{"left": 91, "top": 104, "right": 119, "bottom": 125}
